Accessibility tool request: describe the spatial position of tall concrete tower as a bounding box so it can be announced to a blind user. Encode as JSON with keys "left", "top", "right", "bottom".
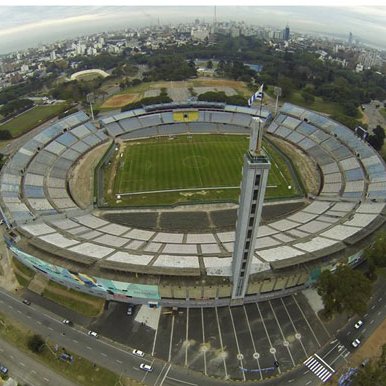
{"left": 231, "top": 118, "right": 271, "bottom": 300}
{"left": 283, "top": 24, "right": 290, "bottom": 41}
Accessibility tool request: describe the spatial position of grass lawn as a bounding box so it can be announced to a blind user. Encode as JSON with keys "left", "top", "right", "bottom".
{"left": 0, "top": 103, "right": 68, "bottom": 138}
{"left": 287, "top": 91, "right": 345, "bottom": 116}
{"left": 103, "top": 134, "right": 301, "bottom": 207}
{"left": 380, "top": 108, "right": 386, "bottom": 120}
{"left": 12, "top": 257, "right": 35, "bottom": 287}
{"left": 74, "top": 73, "right": 104, "bottom": 82}
{"left": 42, "top": 281, "right": 105, "bottom": 318}
{"left": 0, "top": 312, "right": 121, "bottom": 386}
{"left": 12, "top": 257, "right": 35, "bottom": 278}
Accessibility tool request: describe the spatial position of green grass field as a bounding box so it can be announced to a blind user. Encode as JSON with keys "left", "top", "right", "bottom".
{"left": 103, "top": 134, "right": 302, "bottom": 206}
{"left": 287, "top": 91, "right": 346, "bottom": 117}
{"left": 0, "top": 103, "right": 68, "bottom": 138}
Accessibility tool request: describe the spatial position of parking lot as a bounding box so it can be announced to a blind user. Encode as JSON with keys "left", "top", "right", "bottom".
{"left": 93, "top": 292, "right": 333, "bottom": 381}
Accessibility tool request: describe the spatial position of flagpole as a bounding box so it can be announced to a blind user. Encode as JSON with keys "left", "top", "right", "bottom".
{"left": 257, "top": 86, "right": 264, "bottom": 153}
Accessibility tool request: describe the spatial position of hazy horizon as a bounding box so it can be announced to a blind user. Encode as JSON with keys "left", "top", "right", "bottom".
{"left": 0, "top": 6, "right": 386, "bottom": 55}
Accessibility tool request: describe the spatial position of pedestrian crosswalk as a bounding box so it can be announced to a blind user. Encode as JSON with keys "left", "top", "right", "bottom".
{"left": 304, "top": 354, "right": 335, "bottom": 383}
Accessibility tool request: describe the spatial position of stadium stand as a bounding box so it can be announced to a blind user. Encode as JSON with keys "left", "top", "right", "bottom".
{"left": 1, "top": 103, "right": 385, "bottom": 305}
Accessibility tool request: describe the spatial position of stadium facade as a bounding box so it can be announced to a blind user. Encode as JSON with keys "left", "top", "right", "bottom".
{"left": 0, "top": 102, "right": 385, "bottom": 307}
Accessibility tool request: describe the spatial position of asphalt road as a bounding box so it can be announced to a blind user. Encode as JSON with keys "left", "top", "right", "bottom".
{"left": 0, "top": 279, "right": 386, "bottom": 386}
{"left": 0, "top": 337, "right": 77, "bottom": 386}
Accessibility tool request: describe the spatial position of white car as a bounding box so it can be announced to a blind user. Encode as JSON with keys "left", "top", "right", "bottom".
{"left": 88, "top": 330, "right": 98, "bottom": 338}
{"left": 132, "top": 349, "right": 145, "bottom": 357}
{"left": 352, "top": 338, "right": 361, "bottom": 348}
{"left": 62, "top": 319, "right": 72, "bottom": 325}
{"left": 139, "top": 363, "right": 153, "bottom": 372}
{"left": 354, "top": 320, "right": 363, "bottom": 329}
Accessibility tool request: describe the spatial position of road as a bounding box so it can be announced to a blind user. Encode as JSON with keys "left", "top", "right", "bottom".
{"left": 0, "top": 337, "right": 77, "bottom": 386}
{"left": 362, "top": 100, "right": 386, "bottom": 133}
{"left": 0, "top": 277, "right": 385, "bottom": 386}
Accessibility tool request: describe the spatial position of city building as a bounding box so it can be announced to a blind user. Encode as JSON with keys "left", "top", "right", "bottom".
{"left": 283, "top": 24, "right": 290, "bottom": 41}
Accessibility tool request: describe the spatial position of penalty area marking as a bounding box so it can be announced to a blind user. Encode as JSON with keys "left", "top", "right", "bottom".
{"left": 117, "top": 186, "right": 238, "bottom": 196}
{"left": 116, "top": 185, "right": 278, "bottom": 197}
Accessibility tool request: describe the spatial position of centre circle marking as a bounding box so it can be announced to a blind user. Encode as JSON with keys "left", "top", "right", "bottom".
{"left": 182, "top": 155, "right": 209, "bottom": 169}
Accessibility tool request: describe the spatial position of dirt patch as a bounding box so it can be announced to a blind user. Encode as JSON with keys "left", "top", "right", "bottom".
{"left": 0, "top": 234, "right": 20, "bottom": 292}
{"left": 152, "top": 81, "right": 190, "bottom": 89}
{"left": 101, "top": 93, "right": 139, "bottom": 108}
{"left": 193, "top": 77, "right": 248, "bottom": 89}
{"left": 28, "top": 273, "right": 49, "bottom": 295}
{"left": 327, "top": 318, "right": 386, "bottom": 384}
{"left": 69, "top": 141, "right": 111, "bottom": 208}
{"left": 359, "top": 107, "right": 369, "bottom": 125}
{"left": 348, "top": 319, "right": 386, "bottom": 367}
{"left": 269, "top": 135, "right": 321, "bottom": 195}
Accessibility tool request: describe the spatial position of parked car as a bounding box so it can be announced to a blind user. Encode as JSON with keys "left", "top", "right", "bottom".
{"left": 88, "top": 330, "right": 98, "bottom": 338}
{"left": 354, "top": 320, "right": 363, "bottom": 329}
{"left": 0, "top": 364, "right": 8, "bottom": 376}
{"left": 352, "top": 338, "right": 361, "bottom": 348}
{"left": 62, "top": 319, "right": 73, "bottom": 326}
{"left": 132, "top": 349, "right": 145, "bottom": 357}
{"left": 22, "top": 299, "right": 31, "bottom": 305}
{"left": 127, "top": 304, "right": 135, "bottom": 316}
{"left": 139, "top": 363, "right": 152, "bottom": 372}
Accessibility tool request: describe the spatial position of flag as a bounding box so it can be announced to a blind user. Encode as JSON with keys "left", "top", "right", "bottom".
{"left": 248, "top": 84, "right": 264, "bottom": 106}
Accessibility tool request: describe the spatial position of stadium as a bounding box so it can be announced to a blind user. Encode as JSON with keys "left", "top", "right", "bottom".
{"left": 0, "top": 101, "right": 385, "bottom": 307}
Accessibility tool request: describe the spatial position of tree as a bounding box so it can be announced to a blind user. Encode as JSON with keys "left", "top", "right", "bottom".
{"left": 0, "top": 130, "right": 13, "bottom": 140}
{"left": 207, "top": 60, "right": 213, "bottom": 69}
{"left": 317, "top": 265, "right": 372, "bottom": 319}
{"left": 197, "top": 91, "right": 247, "bottom": 106}
{"left": 364, "top": 232, "right": 386, "bottom": 268}
{"left": 0, "top": 98, "right": 34, "bottom": 117}
{"left": 351, "top": 344, "right": 386, "bottom": 385}
{"left": 367, "top": 125, "right": 385, "bottom": 151}
{"left": 27, "top": 334, "right": 45, "bottom": 353}
{"left": 301, "top": 91, "right": 315, "bottom": 104}
{"left": 352, "top": 362, "right": 386, "bottom": 386}
{"left": 121, "top": 94, "right": 172, "bottom": 112}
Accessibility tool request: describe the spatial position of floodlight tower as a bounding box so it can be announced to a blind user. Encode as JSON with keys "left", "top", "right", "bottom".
{"left": 231, "top": 117, "right": 271, "bottom": 301}
{"left": 87, "top": 92, "right": 95, "bottom": 121}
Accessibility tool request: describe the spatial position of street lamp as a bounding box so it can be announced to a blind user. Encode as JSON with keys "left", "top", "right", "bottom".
{"left": 87, "top": 92, "right": 95, "bottom": 121}
{"left": 273, "top": 86, "right": 282, "bottom": 116}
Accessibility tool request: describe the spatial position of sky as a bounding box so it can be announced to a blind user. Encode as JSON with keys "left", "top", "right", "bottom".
{"left": 0, "top": 2, "right": 386, "bottom": 54}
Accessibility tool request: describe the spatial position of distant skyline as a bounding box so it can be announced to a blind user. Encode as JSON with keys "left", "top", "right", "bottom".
{"left": 0, "top": 6, "right": 386, "bottom": 54}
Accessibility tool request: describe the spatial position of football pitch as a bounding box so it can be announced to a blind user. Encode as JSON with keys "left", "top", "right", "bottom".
{"left": 104, "top": 134, "right": 302, "bottom": 206}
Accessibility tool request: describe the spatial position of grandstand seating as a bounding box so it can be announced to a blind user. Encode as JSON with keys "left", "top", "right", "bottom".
{"left": 0, "top": 104, "right": 385, "bottom": 278}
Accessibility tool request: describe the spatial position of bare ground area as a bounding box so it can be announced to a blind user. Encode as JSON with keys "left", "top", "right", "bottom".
{"left": 69, "top": 141, "right": 111, "bottom": 208}
{"left": 101, "top": 93, "right": 139, "bottom": 108}
{"left": 0, "top": 246, "right": 20, "bottom": 293}
{"left": 327, "top": 318, "right": 386, "bottom": 384}
{"left": 269, "top": 135, "right": 321, "bottom": 195}
{"left": 192, "top": 77, "right": 249, "bottom": 90}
